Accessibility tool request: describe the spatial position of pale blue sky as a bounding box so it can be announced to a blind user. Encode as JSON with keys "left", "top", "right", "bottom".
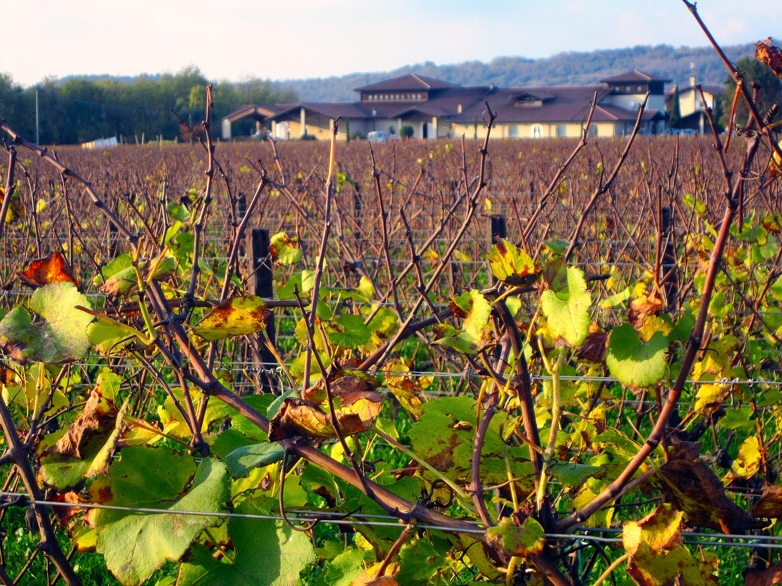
{"left": 5, "top": 0, "right": 780, "bottom": 86}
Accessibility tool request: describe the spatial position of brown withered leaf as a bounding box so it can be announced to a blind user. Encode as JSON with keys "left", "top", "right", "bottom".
{"left": 657, "top": 442, "right": 765, "bottom": 533}
{"left": 746, "top": 562, "right": 782, "bottom": 586}
{"left": 577, "top": 327, "right": 608, "bottom": 363}
{"left": 301, "top": 372, "right": 380, "bottom": 404}
{"left": 448, "top": 298, "right": 467, "bottom": 319}
{"left": 751, "top": 484, "right": 782, "bottom": 518}
{"left": 51, "top": 491, "right": 86, "bottom": 524}
{"left": 756, "top": 38, "right": 782, "bottom": 80}
{"left": 47, "top": 391, "right": 117, "bottom": 459}
{"left": 268, "top": 393, "right": 382, "bottom": 441}
{"left": 18, "top": 252, "right": 77, "bottom": 289}
{"left": 628, "top": 290, "right": 663, "bottom": 328}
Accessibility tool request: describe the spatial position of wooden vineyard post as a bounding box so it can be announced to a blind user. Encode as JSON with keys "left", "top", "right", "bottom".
{"left": 489, "top": 214, "right": 507, "bottom": 284}
{"left": 109, "top": 221, "right": 119, "bottom": 259}
{"left": 248, "top": 228, "right": 277, "bottom": 394}
{"left": 661, "top": 206, "right": 678, "bottom": 308}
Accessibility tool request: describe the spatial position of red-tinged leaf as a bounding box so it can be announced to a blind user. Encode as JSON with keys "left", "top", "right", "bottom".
{"left": 18, "top": 251, "right": 77, "bottom": 288}
{"left": 485, "top": 516, "right": 545, "bottom": 558}
{"left": 577, "top": 328, "right": 608, "bottom": 363}
{"left": 268, "top": 232, "right": 302, "bottom": 265}
{"left": 192, "top": 296, "right": 270, "bottom": 341}
{"left": 486, "top": 238, "right": 539, "bottom": 286}
{"left": 657, "top": 443, "right": 764, "bottom": 534}
{"left": 628, "top": 290, "right": 663, "bottom": 329}
{"left": 268, "top": 393, "right": 382, "bottom": 441}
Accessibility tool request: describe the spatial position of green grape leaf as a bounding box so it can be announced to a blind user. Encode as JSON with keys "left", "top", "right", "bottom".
{"left": 396, "top": 538, "right": 446, "bottom": 586}
{"left": 192, "top": 296, "right": 269, "bottom": 341}
{"left": 718, "top": 407, "right": 754, "bottom": 430}
{"left": 87, "top": 312, "right": 150, "bottom": 355}
{"left": 225, "top": 442, "right": 284, "bottom": 478}
{"left": 606, "top": 324, "right": 668, "bottom": 388}
{"left": 269, "top": 232, "right": 302, "bottom": 265}
{"left": 486, "top": 238, "right": 538, "bottom": 286}
{"left": 312, "top": 547, "right": 366, "bottom": 586}
{"left": 541, "top": 266, "right": 591, "bottom": 346}
{"left": 436, "top": 290, "right": 492, "bottom": 354}
{"left": 94, "top": 456, "right": 228, "bottom": 586}
{"left": 178, "top": 497, "right": 315, "bottom": 586}
{"left": 93, "top": 254, "right": 133, "bottom": 287}
{"left": 485, "top": 517, "right": 545, "bottom": 558}
{"left": 98, "top": 256, "right": 176, "bottom": 298}
{"left": 0, "top": 282, "right": 92, "bottom": 364}
{"left": 327, "top": 314, "right": 372, "bottom": 349}
{"left": 549, "top": 462, "right": 601, "bottom": 488}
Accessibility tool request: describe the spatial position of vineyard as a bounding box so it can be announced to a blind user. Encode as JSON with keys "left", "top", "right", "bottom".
{"left": 0, "top": 5, "right": 782, "bottom": 586}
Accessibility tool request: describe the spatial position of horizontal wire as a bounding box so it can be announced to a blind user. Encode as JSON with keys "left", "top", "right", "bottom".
{"left": 0, "top": 491, "right": 776, "bottom": 549}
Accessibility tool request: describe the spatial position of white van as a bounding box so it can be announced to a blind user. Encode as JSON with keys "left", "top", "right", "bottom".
{"left": 367, "top": 131, "right": 388, "bottom": 143}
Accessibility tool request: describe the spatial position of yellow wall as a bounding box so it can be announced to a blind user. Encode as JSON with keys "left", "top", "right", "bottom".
{"left": 451, "top": 121, "right": 617, "bottom": 139}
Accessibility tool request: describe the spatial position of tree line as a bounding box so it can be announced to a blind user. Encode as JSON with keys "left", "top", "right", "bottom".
{"left": 0, "top": 66, "right": 297, "bottom": 145}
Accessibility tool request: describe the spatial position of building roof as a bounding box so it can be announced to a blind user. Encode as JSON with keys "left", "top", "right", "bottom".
{"left": 600, "top": 70, "right": 672, "bottom": 84}
{"left": 354, "top": 74, "right": 458, "bottom": 92}
{"left": 226, "top": 71, "right": 669, "bottom": 132}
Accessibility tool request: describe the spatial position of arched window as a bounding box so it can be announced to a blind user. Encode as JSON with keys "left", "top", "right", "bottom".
{"left": 531, "top": 124, "right": 544, "bottom": 138}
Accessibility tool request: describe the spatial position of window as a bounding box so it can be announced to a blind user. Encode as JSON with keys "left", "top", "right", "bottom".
{"left": 508, "top": 124, "right": 519, "bottom": 138}
{"left": 531, "top": 124, "right": 544, "bottom": 138}
{"left": 557, "top": 124, "right": 567, "bottom": 137}
{"left": 587, "top": 124, "right": 598, "bottom": 137}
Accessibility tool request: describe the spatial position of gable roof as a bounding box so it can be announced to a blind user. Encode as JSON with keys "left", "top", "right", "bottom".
{"left": 600, "top": 70, "right": 671, "bottom": 84}
{"left": 354, "top": 74, "right": 458, "bottom": 92}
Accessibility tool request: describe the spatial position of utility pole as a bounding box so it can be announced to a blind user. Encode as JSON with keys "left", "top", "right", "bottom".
{"left": 35, "top": 89, "right": 39, "bottom": 146}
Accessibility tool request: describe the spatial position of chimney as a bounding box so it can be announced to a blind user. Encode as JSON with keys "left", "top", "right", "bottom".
{"left": 489, "top": 83, "right": 495, "bottom": 91}
{"left": 457, "top": 104, "right": 462, "bottom": 114}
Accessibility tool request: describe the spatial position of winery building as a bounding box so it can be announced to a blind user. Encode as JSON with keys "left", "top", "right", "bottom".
{"left": 221, "top": 70, "right": 669, "bottom": 141}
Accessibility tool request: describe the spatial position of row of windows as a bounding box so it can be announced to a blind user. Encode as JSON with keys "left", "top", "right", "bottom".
{"left": 364, "top": 93, "right": 425, "bottom": 101}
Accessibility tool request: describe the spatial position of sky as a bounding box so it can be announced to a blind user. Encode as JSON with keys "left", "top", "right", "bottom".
{"left": 5, "top": 0, "right": 781, "bottom": 87}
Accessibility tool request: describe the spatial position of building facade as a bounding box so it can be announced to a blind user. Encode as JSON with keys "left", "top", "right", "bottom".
{"left": 222, "top": 71, "right": 670, "bottom": 141}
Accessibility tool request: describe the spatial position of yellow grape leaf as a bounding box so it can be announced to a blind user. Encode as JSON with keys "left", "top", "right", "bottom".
{"left": 192, "top": 296, "right": 270, "bottom": 341}
{"left": 731, "top": 436, "right": 761, "bottom": 478}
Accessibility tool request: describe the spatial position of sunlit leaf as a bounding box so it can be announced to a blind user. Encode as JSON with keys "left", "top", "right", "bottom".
{"left": 193, "top": 296, "right": 270, "bottom": 341}
{"left": 541, "top": 266, "right": 591, "bottom": 346}
{"left": 606, "top": 324, "right": 668, "bottom": 388}
{"left": 327, "top": 314, "right": 372, "bottom": 349}
{"left": 623, "top": 503, "right": 719, "bottom": 585}
{"left": 485, "top": 516, "right": 545, "bottom": 558}
{"left": 225, "top": 442, "right": 284, "bottom": 478}
{"left": 486, "top": 238, "right": 538, "bottom": 286}
{"left": 93, "top": 452, "right": 228, "bottom": 586}
{"left": 731, "top": 436, "right": 761, "bottom": 478}
{"left": 18, "top": 251, "right": 77, "bottom": 288}
{"left": 178, "top": 497, "right": 315, "bottom": 586}
{"left": 0, "top": 282, "right": 92, "bottom": 364}
{"left": 269, "top": 232, "right": 302, "bottom": 265}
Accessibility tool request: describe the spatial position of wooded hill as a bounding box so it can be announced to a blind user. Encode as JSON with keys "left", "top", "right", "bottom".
{"left": 276, "top": 43, "right": 756, "bottom": 102}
